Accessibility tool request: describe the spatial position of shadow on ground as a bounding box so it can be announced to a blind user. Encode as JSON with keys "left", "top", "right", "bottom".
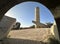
{"left": 2, "top": 37, "right": 60, "bottom": 44}
{"left": 3, "top": 38, "right": 46, "bottom": 44}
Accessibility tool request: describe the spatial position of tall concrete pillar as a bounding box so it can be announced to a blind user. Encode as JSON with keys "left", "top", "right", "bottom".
{"left": 35, "top": 7, "right": 40, "bottom": 28}
{"left": 35, "top": 7, "right": 40, "bottom": 23}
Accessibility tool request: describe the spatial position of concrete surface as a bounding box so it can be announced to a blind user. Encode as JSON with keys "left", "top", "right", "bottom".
{"left": 3, "top": 28, "right": 51, "bottom": 44}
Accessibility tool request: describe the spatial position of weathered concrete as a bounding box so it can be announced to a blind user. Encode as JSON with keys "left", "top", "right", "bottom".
{"left": 8, "top": 28, "right": 51, "bottom": 41}
{"left": 0, "top": 0, "right": 60, "bottom": 26}
{"left": 51, "top": 6, "right": 60, "bottom": 18}
{"left": 50, "top": 6, "right": 60, "bottom": 39}
{"left": 35, "top": 7, "right": 40, "bottom": 22}
{"left": 50, "top": 21, "right": 59, "bottom": 40}
{"left": 0, "top": 28, "right": 51, "bottom": 44}
{"left": 34, "top": 7, "right": 40, "bottom": 28}
{"left": 0, "top": 0, "right": 60, "bottom": 40}
{"left": 0, "top": 16, "right": 16, "bottom": 40}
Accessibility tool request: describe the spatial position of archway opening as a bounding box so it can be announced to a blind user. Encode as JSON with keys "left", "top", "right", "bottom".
{"left": 4, "top": 1, "right": 58, "bottom": 42}
{"left": 5, "top": 1, "right": 54, "bottom": 28}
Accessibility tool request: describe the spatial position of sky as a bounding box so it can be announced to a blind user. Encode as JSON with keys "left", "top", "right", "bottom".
{"left": 5, "top": 1, "right": 54, "bottom": 27}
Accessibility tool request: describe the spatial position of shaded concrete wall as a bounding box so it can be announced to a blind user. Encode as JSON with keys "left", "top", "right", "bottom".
{"left": 51, "top": 6, "right": 60, "bottom": 39}
{"left": 0, "top": 16, "right": 16, "bottom": 40}
{"left": 51, "top": 6, "right": 60, "bottom": 18}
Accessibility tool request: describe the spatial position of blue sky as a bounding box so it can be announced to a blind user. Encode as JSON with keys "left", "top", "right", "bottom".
{"left": 5, "top": 1, "right": 54, "bottom": 27}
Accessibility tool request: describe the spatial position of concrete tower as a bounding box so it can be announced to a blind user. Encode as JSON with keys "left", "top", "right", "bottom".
{"left": 35, "top": 7, "right": 40, "bottom": 28}
{"left": 35, "top": 7, "right": 40, "bottom": 23}
{"left": 32, "top": 7, "right": 40, "bottom": 28}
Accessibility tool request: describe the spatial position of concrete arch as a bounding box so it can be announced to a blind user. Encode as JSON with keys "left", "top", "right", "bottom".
{"left": 0, "top": 0, "right": 60, "bottom": 20}
{"left": 0, "top": 0, "right": 60, "bottom": 39}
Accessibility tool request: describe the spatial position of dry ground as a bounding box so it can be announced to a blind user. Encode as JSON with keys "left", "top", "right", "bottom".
{"left": 3, "top": 28, "right": 52, "bottom": 44}
{"left": 8, "top": 28, "right": 51, "bottom": 41}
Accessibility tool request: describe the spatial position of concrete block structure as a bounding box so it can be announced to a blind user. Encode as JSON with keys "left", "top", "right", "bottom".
{"left": 0, "top": 16, "right": 16, "bottom": 40}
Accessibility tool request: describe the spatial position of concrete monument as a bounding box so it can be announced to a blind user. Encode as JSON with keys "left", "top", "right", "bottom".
{"left": 32, "top": 7, "right": 47, "bottom": 28}
{"left": 32, "top": 7, "right": 40, "bottom": 28}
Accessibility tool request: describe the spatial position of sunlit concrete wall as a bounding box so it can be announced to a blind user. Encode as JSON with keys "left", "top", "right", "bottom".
{"left": 50, "top": 21, "right": 59, "bottom": 40}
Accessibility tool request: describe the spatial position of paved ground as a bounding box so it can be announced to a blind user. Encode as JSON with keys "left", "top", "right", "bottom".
{"left": 3, "top": 28, "right": 51, "bottom": 44}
